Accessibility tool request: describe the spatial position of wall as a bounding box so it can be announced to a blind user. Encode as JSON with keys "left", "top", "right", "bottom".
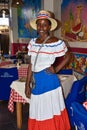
{"left": 11, "top": 0, "right": 61, "bottom": 44}
{"left": 11, "top": 0, "right": 87, "bottom": 53}
{"left": 11, "top": 8, "right": 18, "bottom": 43}
{"left": 43, "top": 0, "right": 61, "bottom": 37}
{"left": 11, "top": 8, "right": 30, "bottom": 44}
{"left": 44, "top": 0, "right": 87, "bottom": 49}
{"left": 43, "top": 0, "right": 87, "bottom": 78}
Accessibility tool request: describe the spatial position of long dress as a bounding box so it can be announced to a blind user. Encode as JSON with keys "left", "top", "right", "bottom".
{"left": 27, "top": 39, "right": 71, "bottom": 130}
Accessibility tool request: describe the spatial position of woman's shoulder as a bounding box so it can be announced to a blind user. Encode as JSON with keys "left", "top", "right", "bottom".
{"left": 29, "top": 38, "right": 36, "bottom": 44}
{"left": 34, "top": 36, "right": 59, "bottom": 44}
{"left": 30, "top": 37, "right": 64, "bottom": 45}
{"left": 48, "top": 36, "right": 59, "bottom": 43}
{"left": 48, "top": 36, "right": 64, "bottom": 44}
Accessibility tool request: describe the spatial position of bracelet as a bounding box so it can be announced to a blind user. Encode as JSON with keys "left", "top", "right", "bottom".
{"left": 25, "top": 82, "right": 30, "bottom": 87}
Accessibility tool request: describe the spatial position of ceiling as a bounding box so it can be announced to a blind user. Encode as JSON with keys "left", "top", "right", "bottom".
{"left": 0, "top": 0, "right": 9, "bottom": 10}
{"left": 0, "top": 0, "right": 9, "bottom": 13}
{"left": 0, "top": 0, "right": 9, "bottom": 4}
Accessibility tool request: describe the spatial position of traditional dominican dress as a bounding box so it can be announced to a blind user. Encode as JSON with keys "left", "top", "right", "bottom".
{"left": 27, "top": 39, "right": 70, "bottom": 130}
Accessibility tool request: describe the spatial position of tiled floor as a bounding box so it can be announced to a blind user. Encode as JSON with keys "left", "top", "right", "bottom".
{"left": 0, "top": 101, "right": 29, "bottom": 130}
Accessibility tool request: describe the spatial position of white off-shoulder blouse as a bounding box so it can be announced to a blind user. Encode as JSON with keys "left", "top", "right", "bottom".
{"left": 28, "top": 38, "right": 68, "bottom": 72}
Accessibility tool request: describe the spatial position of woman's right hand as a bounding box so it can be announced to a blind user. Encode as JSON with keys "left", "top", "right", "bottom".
{"left": 25, "top": 84, "right": 31, "bottom": 98}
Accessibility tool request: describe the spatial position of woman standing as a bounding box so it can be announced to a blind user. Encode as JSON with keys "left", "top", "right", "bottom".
{"left": 25, "top": 10, "right": 71, "bottom": 130}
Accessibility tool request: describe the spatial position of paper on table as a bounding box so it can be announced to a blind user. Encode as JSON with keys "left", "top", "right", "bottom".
{"left": 58, "top": 75, "right": 70, "bottom": 81}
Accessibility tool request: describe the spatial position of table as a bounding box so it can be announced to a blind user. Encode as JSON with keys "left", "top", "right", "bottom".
{"left": 58, "top": 75, "right": 77, "bottom": 98}
{"left": 1, "top": 62, "right": 28, "bottom": 128}
{"left": 0, "top": 60, "right": 12, "bottom": 67}
{"left": 8, "top": 64, "right": 28, "bottom": 129}
{"left": 17, "top": 64, "right": 28, "bottom": 79}
{"left": 8, "top": 74, "right": 76, "bottom": 129}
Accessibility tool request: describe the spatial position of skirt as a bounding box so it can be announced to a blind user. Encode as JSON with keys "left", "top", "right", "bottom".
{"left": 28, "top": 69, "right": 70, "bottom": 130}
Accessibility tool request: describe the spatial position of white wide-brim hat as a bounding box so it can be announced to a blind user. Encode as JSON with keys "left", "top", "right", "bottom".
{"left": 30, "top": 10, "right": 58, "bottom": 31}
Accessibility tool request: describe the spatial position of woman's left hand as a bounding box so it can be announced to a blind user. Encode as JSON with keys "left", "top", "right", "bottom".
{"left": 46, "top": 66, "right": 56, "bottom": 73}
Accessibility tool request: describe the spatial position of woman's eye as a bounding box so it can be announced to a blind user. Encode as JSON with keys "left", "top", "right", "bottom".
{"left": 37, "top": 23, "right": 40, "bottom": 26}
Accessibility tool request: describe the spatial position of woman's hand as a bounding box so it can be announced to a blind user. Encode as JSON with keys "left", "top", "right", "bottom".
{"left": 25, "top": 84, "right": 31, "bottom": 98}
{"left": 46, "top": 66, "right": 56, "bottom": 73}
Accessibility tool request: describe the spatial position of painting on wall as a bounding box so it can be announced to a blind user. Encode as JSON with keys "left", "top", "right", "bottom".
{"left": 61, "top": 0, "right": 87, "bottom": 42}
{"left": 65, "top": 52, "right": 87, "bottom": 76}
{"left": 17, "top": 0, "right": 41, "bottom": 38}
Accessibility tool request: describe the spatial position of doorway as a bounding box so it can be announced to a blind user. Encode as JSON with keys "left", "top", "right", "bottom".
{"left": 0, "top": 33, "right": 9, "bottom": 55}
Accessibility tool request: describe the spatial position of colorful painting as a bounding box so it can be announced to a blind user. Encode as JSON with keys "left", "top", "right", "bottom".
{"left": 61, "top": 0, "right": 87, "bottom": 41}
{"left": 65, "top": 53, "right": 87, "bottom": 75}
{"left": 17, "top": 0, "right": 41, "bottom": 38}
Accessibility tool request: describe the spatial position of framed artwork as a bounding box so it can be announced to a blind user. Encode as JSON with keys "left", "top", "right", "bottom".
{"left": 17, "top": 0, "right": 41, "bottom": 38}
{"left": 65, "top": 48, "right": 87, "bottom": 76}
{"left": 61, "top": 0, "right": 87, "bottom": 42}
{"left": 73, "top": 70, "right": 85, "bottom": 79}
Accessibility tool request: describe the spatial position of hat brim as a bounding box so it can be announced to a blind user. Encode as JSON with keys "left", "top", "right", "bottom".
{"left": 30, "top": 17, "right": 58, "bottom": 31}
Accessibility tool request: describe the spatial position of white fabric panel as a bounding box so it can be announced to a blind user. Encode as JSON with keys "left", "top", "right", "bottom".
{"left": 29, "top": 87, "right": 65, "bottom": 120}
{"left": 27, "top": 39, "right": 68, "bottom": 72}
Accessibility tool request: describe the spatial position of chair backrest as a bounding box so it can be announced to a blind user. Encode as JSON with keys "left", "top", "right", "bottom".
{"left": 0, "top": 67, "right": 18, "bottom": 100}
{"left": 65, "top": 76, "right": 87, "bottom": 127}
{"left": 66, "top": 76, "right": 87, "bottom": 103}
{"left": 71, "top": 102, "right": 87, "bottom": 130}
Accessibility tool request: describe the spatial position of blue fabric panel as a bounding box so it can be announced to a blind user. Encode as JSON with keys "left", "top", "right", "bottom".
{"left": 65, "top": 76, "right": 87, "bottom": 127}
{"left": 71, "top": 102, "right": 87, "bottom": 130}
{"left": 0, "top": 67, "right": 18, "bottom": 100}
{"left": 31, "top": 69, "right": 60, "bottom": 95}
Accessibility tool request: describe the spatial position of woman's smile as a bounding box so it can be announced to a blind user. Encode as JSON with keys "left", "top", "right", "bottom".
{"left": 36, "top": 19, "right": 51, "bottom": 36}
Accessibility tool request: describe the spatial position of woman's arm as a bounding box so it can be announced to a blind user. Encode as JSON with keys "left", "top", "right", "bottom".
{"left": 25, "top": 59, "right": 32, "bottom": 98}
{"left": 46, "top": 50, "right": 71, "bottom": 74}
{"left": 55, "top": 51, "right": 71, "bottom": 73}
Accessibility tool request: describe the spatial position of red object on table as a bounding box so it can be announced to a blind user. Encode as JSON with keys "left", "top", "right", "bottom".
{"left": 0, "top": 61, "right": 12, "bottom": 67}
{"left": 8, "top": 65, "right": 28, "bottom": 112}
{"left": 83, "top": 101, "right": 87, "bottom": 110}
{"left": 11, "top": 43, "right": 28, "bottom": 55}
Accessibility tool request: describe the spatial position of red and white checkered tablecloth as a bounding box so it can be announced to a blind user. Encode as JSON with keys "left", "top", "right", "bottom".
{"left": 8, "top": 89, "right": 27, "bottom": 112}
{"left": 18, "top": 65, "right": 28, "bottom": 79}
{"left": 8, "top": 65, "right": 28, "bottom": 113}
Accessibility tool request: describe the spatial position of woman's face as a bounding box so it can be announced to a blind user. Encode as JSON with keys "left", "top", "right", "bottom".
{"left": 36, "top": 19, "right": 51, "bottom": 36}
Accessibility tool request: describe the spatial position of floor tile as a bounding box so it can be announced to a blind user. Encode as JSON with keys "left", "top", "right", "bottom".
{"left": 0, "top": 101, "right": 29, "bottom": 130}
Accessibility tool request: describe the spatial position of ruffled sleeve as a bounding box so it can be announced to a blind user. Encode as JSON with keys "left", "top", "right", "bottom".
{"left": 27, "top": 39, "right": 34, "bottom": 56}
{"left": 54, "top": 40, "right": 68, "bottom": 57}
